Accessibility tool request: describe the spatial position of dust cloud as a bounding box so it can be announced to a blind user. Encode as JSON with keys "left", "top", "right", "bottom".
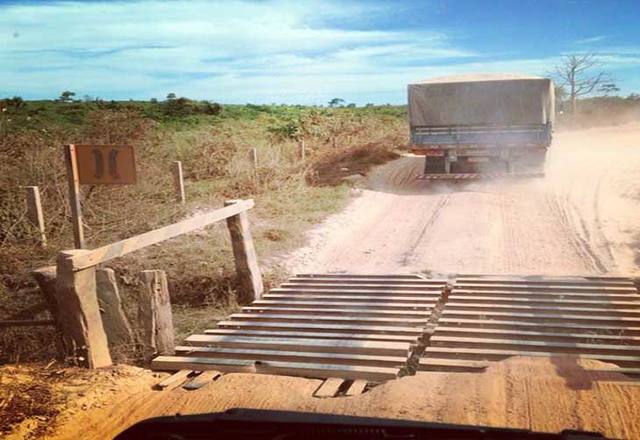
{"left": 287, "top": 124, "right": 640, "bottom": 276}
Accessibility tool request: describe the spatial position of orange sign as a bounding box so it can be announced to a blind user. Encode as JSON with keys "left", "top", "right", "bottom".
{"left": 74, "top": 145, "right": 137, "bottom": 185}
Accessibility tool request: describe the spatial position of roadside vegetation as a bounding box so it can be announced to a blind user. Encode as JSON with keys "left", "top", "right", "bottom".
{"left": 2, "top": 86, "right": 640, "bottom": 365}
{"left": 0, "top": 96, "right": 405, "bottom": 364}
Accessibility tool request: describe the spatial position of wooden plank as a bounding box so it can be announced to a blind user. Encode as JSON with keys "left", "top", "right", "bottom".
{"left": 225, "top": 200, "right": 263, "bottom": 304}
{"left": 445, "top": 302, "right": 640, "bottom": 317}
{"left": 441, "top": 310, "right": 640, "bottom": 325}
{"left": 452, "top": 289, "right": 639, "bottom": 301}
{"left": 217, "top": 320, "right": 423, "bottom": 335}
{"left": 138, "top": 270, "right": 174, "bottom": 356}
{"left": 153, "top": 357, "right": 397, "bottom": 381}
{"left": 270, "top": 287, "right": 442, "bottom": 296}
{"left": 264, "top": 293, "right": 439, "bottom": 302}
{"left": 55, "top": 250, "right": 111, "bottom": 368}
{"left": 431, "top": 336, "right": 640, "bottom": 356}
{"left": 229, "top": 312, "right": 427, "bottom": 326}
{"left": 416, "top": 358, "right": 489, "bottom": 372}
{"left": 314, "top": 377, "right": 343, "bottom": 397}
{"left": 24, "top": 186, "right": 46, "bottom": 246}
{"left": 454, "top": 283, "right": 637, "bottom": 293}
{"left": 422, "top": 347, "right": 640, "bottom": 368}
{"left": 203, "top": 328, "right": 416, "bottom": 343}
{"left": 152, "top": 356, "right": 257, "bottom": 373}
{"left": 448, "top": 295, "right": 640, "bottom": 307}
{"left": 292, "top": 277, "right": 445, "bottom": 285}
{"left": 294, "top": 274, "right": 424, "bottom": 280}
{"left": 156, "top": 369, "right": 191, "bottom": 390}
{"left": 435, "top": 326, "right": 640, "bottom": 344}
{"left": 68, "top": 200, "right": 254, "bottom": 271}
{"left": 239, "top": 308, "right": 429, "bottom": 320}
{"left": 184, "top": 335, "right": 410, "bottom": 356}
{"left": 174, "top": 346, "right": 407, "bottom": 368}
{"left": 438, "top": 317, "right": 640, "bottom": 335}
{"left": 182, "top": 370, "right": 221, "bottom": 390}
{"left": 282, "top": 282, "right": 443, "bottom": 290}
{"left": 345, "top": 379, "right": 367, "bottom": 396}
{"left": 253, "top": 300, "right": 435, "bottom": 309}
{"left": 255, "top": 360, "right": 398, "bottom": 381}
{"left": 455, "top": 276, "right": 635, "bottom": 286}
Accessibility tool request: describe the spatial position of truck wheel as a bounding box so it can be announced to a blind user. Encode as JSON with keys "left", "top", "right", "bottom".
{"left": 424, "top": 156, "right": 446, "bottom": 174}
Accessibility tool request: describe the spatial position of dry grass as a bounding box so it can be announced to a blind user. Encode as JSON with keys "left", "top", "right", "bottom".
{"left": 0, "top": 105, "right": 404, "bottom": 364}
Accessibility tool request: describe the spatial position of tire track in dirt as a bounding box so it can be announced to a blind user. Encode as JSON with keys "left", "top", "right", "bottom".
{"left": 547, "top": 192, "right": 608, "bottom": 273}
{"left": 399, "top": 193, "right": 450, "bottom": 267}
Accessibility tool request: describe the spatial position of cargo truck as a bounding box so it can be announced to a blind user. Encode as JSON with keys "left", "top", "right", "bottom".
{"left": 408, "top": 73, "right": 554, "bottom": 179}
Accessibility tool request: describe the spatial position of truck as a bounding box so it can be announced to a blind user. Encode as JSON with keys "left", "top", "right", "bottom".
{"left": 408, "top": 73, "right": 555, "bottom": 179}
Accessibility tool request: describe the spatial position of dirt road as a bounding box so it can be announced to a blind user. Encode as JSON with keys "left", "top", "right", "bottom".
{"left": 7, "top": 125, "right": 640, "bottom": 439}
{"left": 289, "top": 124, "right": 640, "bottom": 277}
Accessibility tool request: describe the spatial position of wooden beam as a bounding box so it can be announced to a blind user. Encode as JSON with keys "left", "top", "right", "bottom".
{"left": 24, "top": 186, "right": 46, "bottom": 246}
{"left": 345, "top": 379, "right": 367, "bottom": 396}
{"left": 138, "top": 270, "right": 175, "bottom": 357}
{"left": 182, "top": 370, "right": 221, "bottom": 390}
{"left": 174, "top": 346, "right": 407, "bottom": 368}
{"left": 171, "top": 161, "right": 186, "bottom": 204}
{"left": 225, "top": 200, "right": 263, "bottom": 304}
{"left": 314, "top": 377, "right": 343, "bottom": 397}
{"left": 155, "top": 369, "right": 191, "bottom": 390}
{"left": 184, "top": 334, "right": 410, "bottom": 356}
{"left": 67, "top": 199, "right": 254, "bottom": 271}
{"left": 55, "top": 250, "right": 111, "bottom": 368}
{"left": 64, "top": 144, "right": 85, "bottom": 249}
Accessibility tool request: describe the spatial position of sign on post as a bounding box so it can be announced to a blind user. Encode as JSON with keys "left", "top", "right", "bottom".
{"left": 64, "top": 144, "right": 137, "bottom": 249}
{"left": 75, "top": 145, "right": 136, "bottom": 185}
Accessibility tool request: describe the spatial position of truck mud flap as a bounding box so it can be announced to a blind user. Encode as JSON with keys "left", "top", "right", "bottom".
{"left": 417, "top": 172, "right": 544, "bottom": 181}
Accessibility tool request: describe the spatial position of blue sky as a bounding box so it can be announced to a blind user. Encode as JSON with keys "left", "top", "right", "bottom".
{"left": 1, "top": 0, "right": 639, "bottom": 104}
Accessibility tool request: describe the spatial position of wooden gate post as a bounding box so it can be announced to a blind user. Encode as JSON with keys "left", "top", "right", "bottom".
{"left": 63, "top": 145, "right": 85, "bottom": 249}
{"left": 55, "top": 250, "right": 112, "bottom": 368}
{"left": 224, "top": 200, "right": 264, "bottom": 304}
{"left": 138, "top": 270, "right": 175, "bottom": 356}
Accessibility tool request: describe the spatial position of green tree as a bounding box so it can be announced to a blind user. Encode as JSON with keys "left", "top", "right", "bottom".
{"left": 598, "top": 82, "right": 620, "bottom": 96}
{"left": 328, "top": 98, "right": 345, "bottom": 107}
{"left": 58, "top": 90, "right": 76, "bottom": 103}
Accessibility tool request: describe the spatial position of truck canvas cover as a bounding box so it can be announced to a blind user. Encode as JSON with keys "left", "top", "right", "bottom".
{"left": 408, "top": 73, "right": 554, "bottom": 127}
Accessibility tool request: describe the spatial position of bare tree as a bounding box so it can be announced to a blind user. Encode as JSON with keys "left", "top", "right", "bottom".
{"left": 552, "top": 53, "right": 610, "bottom": 113}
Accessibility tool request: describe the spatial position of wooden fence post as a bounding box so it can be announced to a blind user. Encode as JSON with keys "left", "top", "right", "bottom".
{"left": 138, "top": 270, "right": 175, "bottom": 356}
{"left": 63, "top": 145, "right": 85, "bottom": 249}
{"left": 96, "top": 268, "right": 135, "bottom": 351}
{"left": 224, "top": 200, "right": 264, "bottom": 304}
{"left": 24, "top": 186, "right": 46, "bottom": 246}
{"left": 171, "top": 161, "right": 186, "bottom": 204}
{"left": 55, "top": 250, "right": 111, "bottom": 368}
{"left": 299, "top": 140, "right": 306, "bottom": 161}
{"left": 249, "top": 148, "right": 258, "bottom": 168}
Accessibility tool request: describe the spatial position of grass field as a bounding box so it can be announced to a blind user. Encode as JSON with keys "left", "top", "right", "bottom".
{"left": 0, "top": 98, "right": 405, "bottom": 363}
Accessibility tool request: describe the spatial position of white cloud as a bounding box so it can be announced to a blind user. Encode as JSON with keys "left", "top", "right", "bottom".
{"left": 0, "top": 0, "right": 479, "bottom": 102}
{"left": 1, "top": 1, "right": 638, "bottom": 103}
{"left": 573, "top": 35, "right": 608, "bottom": 45}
